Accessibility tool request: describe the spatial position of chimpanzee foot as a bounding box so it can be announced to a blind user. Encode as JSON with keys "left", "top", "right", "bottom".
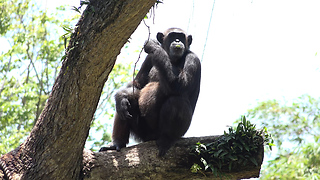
{"left": 99, "top": 142, "right": 126, "bottom": 152}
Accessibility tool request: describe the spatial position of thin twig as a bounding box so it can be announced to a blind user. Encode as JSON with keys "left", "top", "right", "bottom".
{"left": 132, "top": 19, "right": 151, "bottom": 93}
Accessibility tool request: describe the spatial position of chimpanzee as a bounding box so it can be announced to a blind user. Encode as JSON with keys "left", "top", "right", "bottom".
{"left": 99, "top": 28, "right": 201, "bottom": 156}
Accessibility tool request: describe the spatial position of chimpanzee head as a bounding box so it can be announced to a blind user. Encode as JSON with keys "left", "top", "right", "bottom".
{"left": 157, "top": 28, "right": 192, "bottom": 60}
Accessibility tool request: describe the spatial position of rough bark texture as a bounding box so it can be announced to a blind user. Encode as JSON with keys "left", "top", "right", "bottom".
{"left": 0, "top": 0, "right": 156, "bottom": 179}
{"left": 82, "top": 136, "right": 264, "bottom": 180}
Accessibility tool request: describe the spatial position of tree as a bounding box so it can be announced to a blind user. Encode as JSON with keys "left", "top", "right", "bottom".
{"left": 244, "top": 94, "right": 320, "bottom": 179}
{"left": 0, "top": 0, "right": 265, "bottom": 179}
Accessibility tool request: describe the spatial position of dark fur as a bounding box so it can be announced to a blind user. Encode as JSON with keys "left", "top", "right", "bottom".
{"left": 99, "top": 28, "right": 201, "bottom": 156}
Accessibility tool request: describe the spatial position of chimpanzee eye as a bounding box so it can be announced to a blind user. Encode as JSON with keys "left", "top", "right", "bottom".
{"left": 169, "top": 33, "right": 185, "bottom": 42}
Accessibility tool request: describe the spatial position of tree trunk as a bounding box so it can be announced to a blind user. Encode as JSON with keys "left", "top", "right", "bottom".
{"left": 0, "top": 0, "right": 156, "bottom": 179}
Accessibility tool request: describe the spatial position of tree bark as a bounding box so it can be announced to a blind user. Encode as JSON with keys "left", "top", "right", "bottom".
{"left": 82, "top": 136, "right": 264, "bottom": 180}
{"left": 0, "top": 0, "right": 156, "bottom": 179}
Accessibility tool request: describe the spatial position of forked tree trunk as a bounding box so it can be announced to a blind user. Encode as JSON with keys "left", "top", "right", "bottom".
{"left": 0, "top": 0, "right": 264, "bottom": 179}
{"left": 0, "top": 0, "right": 156, "bottom": 179}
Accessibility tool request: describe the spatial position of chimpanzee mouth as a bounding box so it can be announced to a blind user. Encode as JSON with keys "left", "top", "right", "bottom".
{"left": 170, "top": 43, "right": 185, "bottom": 57}
{"left": 173, "top": 44, "right": 184, "bottom": 50}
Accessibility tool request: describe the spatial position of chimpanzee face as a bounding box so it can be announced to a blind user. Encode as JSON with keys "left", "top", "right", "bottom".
{"left": 157, "top": 28, "right": 192, "bottom": 60}
{"left": 166, "top": 32, "right": 187, "bottom": 58}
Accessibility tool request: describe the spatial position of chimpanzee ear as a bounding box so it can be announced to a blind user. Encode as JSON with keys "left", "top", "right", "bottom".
{"left": 156, "top": 32, "right": 164, "bottom": 44}
{"left": 187, "top": 35, "right": 192, "bottom": 47}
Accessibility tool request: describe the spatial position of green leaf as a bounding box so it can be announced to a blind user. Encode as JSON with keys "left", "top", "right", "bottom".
{"left": 249, "top": 157, "right": 258, "bottom": 166}
{"left": 214, "top": 149, "right": 224, "bottom": 158}
{"left": 228, "top": 161, "right": 233, "bottom": 171}
{"left": 72, "top": 6, "right": 81, "bottom": 14}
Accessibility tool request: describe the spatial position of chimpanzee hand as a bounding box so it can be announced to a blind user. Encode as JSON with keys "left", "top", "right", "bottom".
{"left": 116, "top": 98, "right": 133, "bottom": 120}
{"left": 144, "top": 39, "right": 161, "bottom": 54}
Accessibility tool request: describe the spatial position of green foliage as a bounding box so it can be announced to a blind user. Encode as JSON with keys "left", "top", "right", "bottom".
{"left": 0, "top": 0, "right": 78, "bottom": 154}
{"left": 262, "top": 143, "right": 320, "bottom": 179}
{"left": 0, "top": 0, "right": 14, "bottom": 35}
{"left": 245, "top": 94, "right": 320, "bottom": 179}
{"left": 190, "top": 116, "right": 273, "bottom": 177}
{"left": 247, "top": 94, "right": 320, "bottom": 147}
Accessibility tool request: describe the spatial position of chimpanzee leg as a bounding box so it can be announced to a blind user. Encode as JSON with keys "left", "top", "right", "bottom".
{"left": 99, "top": 112, "right": 130, "bottom": 152}
{"left": 157, "top": 97, "right": 193, "bottom": 156}
{"left": 99, "top": 86, "right": 140, "bottom": 152}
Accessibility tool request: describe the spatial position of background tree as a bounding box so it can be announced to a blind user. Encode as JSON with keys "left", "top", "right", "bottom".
{"left": 243, "top": 94, "right": 320, "bottom": 179}
{"left": 0, "top": 0, "right": 74, "bottom": 154}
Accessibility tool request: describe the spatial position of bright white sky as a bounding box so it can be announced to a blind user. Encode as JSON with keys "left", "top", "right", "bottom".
{"left": 42, "top": 0, "right": 320, "bottom": 138}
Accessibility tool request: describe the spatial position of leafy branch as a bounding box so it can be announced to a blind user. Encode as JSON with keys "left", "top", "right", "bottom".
{"left": 190, "top": 116, "right": 274, "bottom": 177}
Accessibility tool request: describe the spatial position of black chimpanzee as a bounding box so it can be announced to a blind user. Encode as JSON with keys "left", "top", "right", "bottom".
{"left": 99, "top": 28, "right": 201, "bottom": 156}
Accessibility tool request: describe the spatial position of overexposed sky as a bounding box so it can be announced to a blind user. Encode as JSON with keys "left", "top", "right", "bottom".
{"left": 37, "top": 0, "right": 320, "bottom": 137}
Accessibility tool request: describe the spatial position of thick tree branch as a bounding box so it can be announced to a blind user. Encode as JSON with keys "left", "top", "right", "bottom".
{"left": 82, "top": 136, "right": 264, "bottom": 180}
